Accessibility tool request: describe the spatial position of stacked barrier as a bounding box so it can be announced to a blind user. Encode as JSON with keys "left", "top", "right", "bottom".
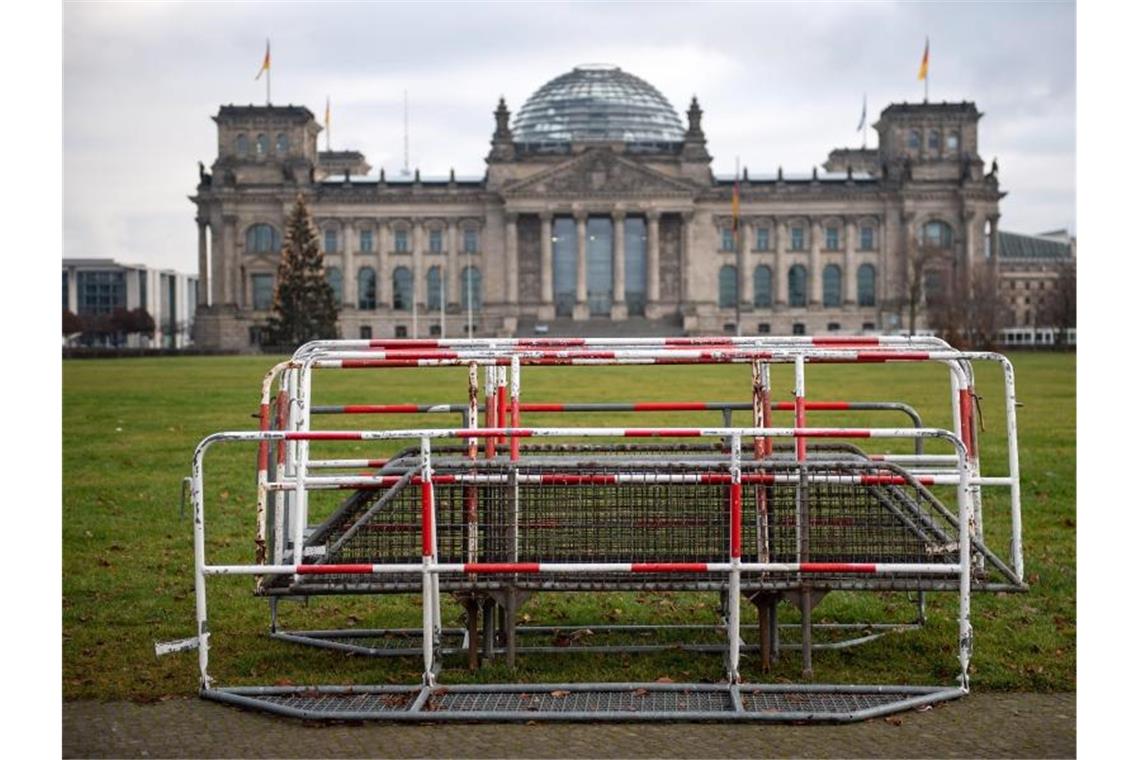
{"left": 163, "top": 336, "right": 1026, "bottom": 722}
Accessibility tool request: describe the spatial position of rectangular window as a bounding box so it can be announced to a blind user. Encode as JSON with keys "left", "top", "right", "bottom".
{"left": 755, "top": 228, "right": 769, "bottom": 251}
{"left": 862, "top": 322, "right": 876, "bottom": 331}
{"left": 360, "top": 229, "right": 374, "bottom": 253}
{"left": 62, "top": 272, "right": 69, "bottom": 310}
{"left": 324, "top": 229, "right": 337, "bottom": 253}
{"left": 395, "top": 325, "right": 408, "bottom": 338}
{"left": 721, "top": 228, "right": 735, "bottom": 252}
{"left": 359, "top": 325, "right": 372, "bottom": 339}
{"left": 825, "top": 227, "right": 839, "bottom": 251}
{"left": 723, "top": 323, "right": 736, "bottom": 334}
{"left": 429, "top": 229, "right": 443, "bottom": 253}
{"left": 463, "top": 228, "right": 479, "bottom": 254}
{"left": 251, "top": 274, "right": 274, "bottom": 311}
{"left": 76, "top": 270, "right": 126, "bottom": 315}
{"left": 395, "top": 229, "right": 409, "bottom": 253}
{"left": 792, "top": 322, "right": 806, "bottom": 336}
{"left": 860, "top": 225, "right": 874, "bottom": 250}
{"left": 429, "top": 324, "right": 442, "bottom": 337}
{"left": 138, "top": 270, "right": 148, "bottom": 311}
{"left": 827, "top": 322, "right": 841, "bottom": 332}
{"left": 757, "top": 322, "right": 770, "bottom": 334}
{"left": 790, "top": 226, "right": 804, "bottom": 251}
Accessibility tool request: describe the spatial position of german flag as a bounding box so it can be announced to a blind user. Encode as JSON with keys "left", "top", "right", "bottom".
{"left": 255, "top": 40, "right": 270, "bottom": 81}
{"left": 918, "top": 37, "right": 929, "bottom": 81}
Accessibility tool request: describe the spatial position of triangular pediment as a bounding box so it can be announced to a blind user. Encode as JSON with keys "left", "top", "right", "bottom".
{"left": 502, "top": 148, "right": 700, "bottom": 198}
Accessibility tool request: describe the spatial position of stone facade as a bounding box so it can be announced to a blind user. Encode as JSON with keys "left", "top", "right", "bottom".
{"left": 190, "top": 68, "right": 1003, "bottom": 351}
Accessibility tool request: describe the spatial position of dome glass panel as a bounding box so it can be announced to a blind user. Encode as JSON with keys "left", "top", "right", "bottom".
{"left": 513, "top": 65, "right": 684, "bottom": 145}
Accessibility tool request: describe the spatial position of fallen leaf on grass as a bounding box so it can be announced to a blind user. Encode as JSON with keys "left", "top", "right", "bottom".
{"left": 550, "top": 690, "right": 571, "bottom": 698}
{"left": 884, "top": 716, "right": 903, "bottom": 726}
{"left": 655, "top": 676, "right": 674, "bottom": 684}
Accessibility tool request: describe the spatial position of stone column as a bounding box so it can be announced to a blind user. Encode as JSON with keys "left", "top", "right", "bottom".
{"left": 646, "top": 210, "right": 661, "bottom": 304}
{"left": 67, "top": 268, "right": 78, "bottom": 313}
{"left": 539, "top": 212, "right": 553, "bottom": 303}
{"left": 680, "top": 211, "right": 695, "bottom": 304}
{"left": 574, "top": 211, "right": 588, "bottom": 319}
{"left": 210, "top": 222, "right": 224, "bottom": 306}
{"left": 612, "top": 210, "right": 627, "bottom": 319}
{"left": 342, "top": 221, "right": 356, "bottom": 309}
{"left": 413, "top": 219, "right": 425, "bottom": 306}
{"left": 809, "top": 217, "right": 822, "bottom": 305}
{"left": 844, "top": 217, "right": 857, "bottom": 306}
{"left": 378, "top": 221, "right": 390, "bottom": 308}
{"left": 741, "top": 217, "right": 754, "bottom": 306}
{"left": 222, "top": 215, "right": 237, "bottom": 305}
{"left": 196, "top": 218, "right": 209, "bottom": 305}
{"left": 962, "top": 210, "right": 976, "bottom": 299}
{"left": 505, "top": 212, "right": 519, "bottom": 305}
{"left": 774, "top": 217, "right": 786, "bottom": 306}
{"left": 447, "top": 219, "right": 460, "bottom": 306}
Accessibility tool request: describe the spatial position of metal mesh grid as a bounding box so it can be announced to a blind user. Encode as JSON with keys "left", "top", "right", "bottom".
{"left": 738, "top": 689, "right": 909, "bottom": 713}
{"left": 260, "top": 690, "right": 416, "bottom": 713}
{"left": 284, "top": 449, "right": 965, "bottom": 593}
{"left": 428, "top": 688, "right": 733, "bottom": 714}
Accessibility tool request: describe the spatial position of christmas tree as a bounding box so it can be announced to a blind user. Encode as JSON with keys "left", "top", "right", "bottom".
{"left": 267, "top": 195, "right": 339, "bottom": 347}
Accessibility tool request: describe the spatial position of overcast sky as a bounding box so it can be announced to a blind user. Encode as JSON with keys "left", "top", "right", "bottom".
{"left": 63, "top": 0, "right": 1075, "bottom": 273}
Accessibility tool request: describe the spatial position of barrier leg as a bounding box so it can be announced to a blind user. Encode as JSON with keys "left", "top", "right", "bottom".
{"left": 464, "top": 595, "right": 479, "bottom": 671}
{"left": 482, "top": 597, "right": 496, "bottom": 663}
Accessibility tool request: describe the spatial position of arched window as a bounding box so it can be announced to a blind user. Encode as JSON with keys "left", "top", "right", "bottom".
{"left": 753, "top": 265, "right": 772, "bottom": 308}
{"left": 392, "top": 266, "right": 413, "bottom": 311}
{"left": 718, "top": 265, "right": 738, "bottom": 308}
{"left": 947, "top": 131, "right": 960, "bottom": 152}
{"left": 323, "top": 228, "right": 338, "bottom": 253}
{"left": 928, "top": 130, "right": 941, "bottom": 151}
{"left": 325, "top": 266, "right": 342, "bottom": 304}
{"left": 823, "top": 264, "right": 842, "bottom": 307}
{"left": 921, "top": 220, "right": 953, "bottom": 248}
{"left": 275, "top": 133, "right": 288, "bottom": 154}
{"left": 256, "top": 134, "right": 269, "bottom": 157}
{"left": 857, "top": 264, "right": 876, "bottom": 306}
{"left": 788, "top": 265, "right": 807, "bottom": 307}
{"left": 357, "top": 267, "right": 376, "bottom": 310}
{"left": 244, "top": 224, "right": 280, "bottom": 254}
{"left": 460, "top": 266, "right": 482, "bottom": 310}
{"left": 908, "top": 129, "right": 921, "bottom": 150}
{"left": 923, "top": 268, "right": 944, "bottom": 305}
{"left": 236, "top": 134, "right": 249, "bottom": 156}
{"left": 427, "top": 266, "right": 445, "bottom": 310}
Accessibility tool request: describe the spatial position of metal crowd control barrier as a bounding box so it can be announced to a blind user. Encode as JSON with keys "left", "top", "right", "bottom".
{"left": 159, "top": 336, "right": 1025, "bottom": 722}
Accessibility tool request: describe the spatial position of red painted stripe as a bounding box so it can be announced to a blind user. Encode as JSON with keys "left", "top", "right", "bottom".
{"left": 464, "top": 563, "right": 541, "bottom": 574}
{"left": 800, "top": 562, "right": 876, "bottom": 573}
{"left": 539, "top": 474, "right": 617, "bottom": 485}
{"left": 632, "top": 563, "right": 709, "bottom": 573}
{"left": 730, "top": 482, "right": 742, "bottom": 558}
{"left": 297, "top": 564, "right": 374, "bottom": 575}
{"left": 421, "top": 480, "right": 434, "bottom": 556}
{"left": 859, "top": 475, "right": 911, "bottom": 485}
{"left": 496, "top": 384, "right": 507, "bottom": 446}
{"left": 366, "top": 458, "right": 389, "bottom": 467}
{"left": 275, "top": 391, "right": 289, "bottom": 466}
{"left": 257, "top": 403, "right": 270, "bottom": 472}
{"left": 342, "top": 404, "right": 422, "bottom": 414}
{"left": 959, "top": 388, "right": 975, "bottom": 459}
{"left": 624, "top": 428, "right": 702, "bottom": 437}
{"left": 699, "top": 473, "right": 733, "bottom": 484}
{"left": 285, "top": 431, "right": 362, "bottom": 440}
{"left": 510, "top": 396, "right": 521, "bottom": 461}
{"left": 854, "top": 351, "right": 930, "bottom": 362}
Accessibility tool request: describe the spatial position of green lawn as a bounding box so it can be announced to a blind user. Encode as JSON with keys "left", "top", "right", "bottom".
{"left": 62, "top": 352, "right": 1075, "bottom": 699}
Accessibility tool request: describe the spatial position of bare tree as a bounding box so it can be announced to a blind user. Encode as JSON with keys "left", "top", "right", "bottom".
{"left": 926, "top": 263, "right": 1009, "bottom": 349}
{"left": 892, "top": 233, "right": 954, "bottom": 337}
{"left": 1039, "top": 259, "right": 1076, "bottom": 347}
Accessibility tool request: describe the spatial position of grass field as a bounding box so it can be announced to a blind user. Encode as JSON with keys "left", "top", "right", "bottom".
{"left": 62, "top": 352, "right": 1075, "bottom": 700}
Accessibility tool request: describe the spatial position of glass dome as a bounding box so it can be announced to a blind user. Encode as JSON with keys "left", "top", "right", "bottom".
{"left": 512, "top": 65, "right": 685, "bottom": 145}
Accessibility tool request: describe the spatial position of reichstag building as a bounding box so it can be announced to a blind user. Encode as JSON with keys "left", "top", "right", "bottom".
{"left": 191, "top": 64, "right": 1004, "bottom": 349}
